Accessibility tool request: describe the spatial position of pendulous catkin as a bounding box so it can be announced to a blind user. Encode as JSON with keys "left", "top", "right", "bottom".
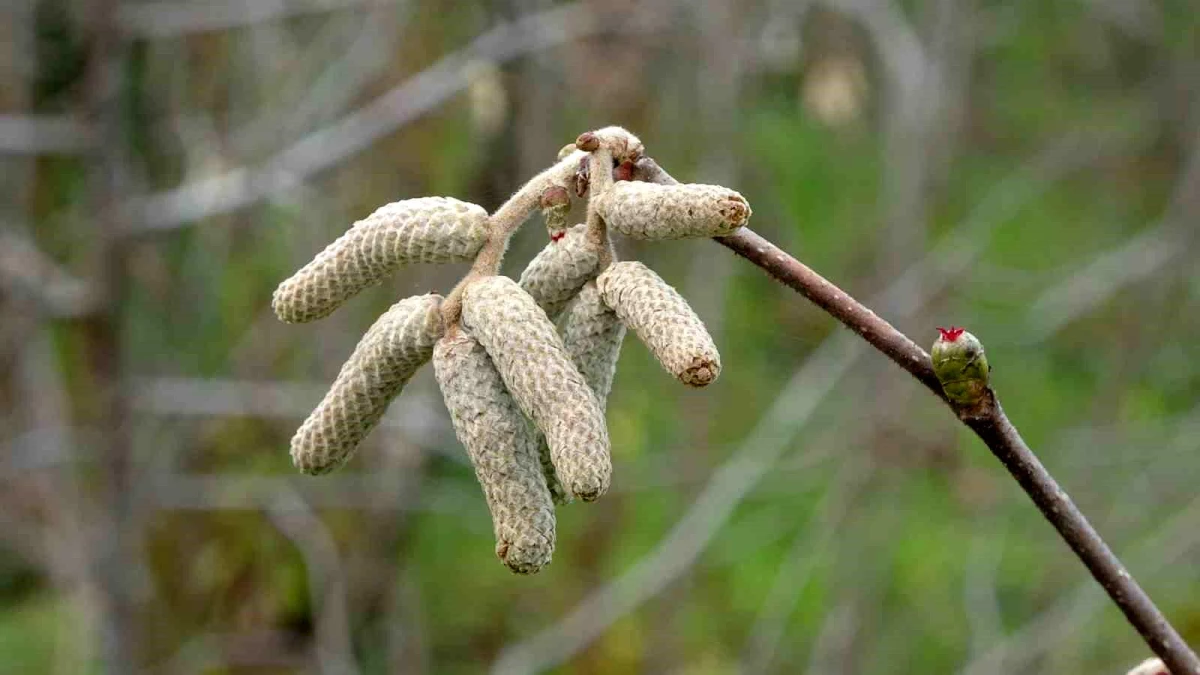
{"left": 461, "top": 276, "right": 612, "bottom": 501}
{"left": 518, "top": 223, "right": 600, "bottom": 319}
{"left": 595, "top": 182, "right": 750, "bottom": 240}
{"left": 559, "top": 280, "right": 625, "bottom": 406}
{"left": 273, "top": 197, "right": 488, "bottom": 323}
{"left": 433, "top": 329, "right": 556, "bottom": 574}
{"left": 597, "top": 261, "right": 721, "bottom": 387}
{"left": 291, "top": 294, "right": 443, "bottom": 474}
{"left": 535, "top": 280, "right": 627, "bottom": 504}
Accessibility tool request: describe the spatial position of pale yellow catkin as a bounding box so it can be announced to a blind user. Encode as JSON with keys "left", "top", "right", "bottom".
{"left": 597, "top": 261, "right": 721, "bottom": 387}
{"left": 517, "top": 223, "right": 599, "bottom": 319}
{"left": 560, "top": 280, "right": 625, "bottom": 405}
{"left": 461, "top": 276, "right": 612, "bottom": 502}
{"left": 433, "top": 329, "right": 556, "bottom": 574}
{"left": 290, "top": 294, "right": 443, "bottom": 474}
{"left": 535, "top": 281, "right": 627, "bottom": 504}
{"left": 596, "top": 182, "right": 750, "bottom": 240}
{"left": 273, "top": 197, "right": 488, "bottom": 323}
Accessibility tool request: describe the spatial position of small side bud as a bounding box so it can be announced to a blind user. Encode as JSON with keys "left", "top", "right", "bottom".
{"left": 931, "top": 326, "right": 990, "bottom": 407}
{"left": 597, "top": 262, "right": 721, "bottom": 387}
{"left": 575, "top": 131, "right": 599, "bottom": 152}
{"left": 539, "top": 185, "right": 570, "bottom": 209}
{"left": 574, "top": 127, "right": 644, "bottom": 162}
{"left": 539, "top": 185, "right": 572, "bottom": 237}
{"left": 557, "top": 143, "right": 577, "bottom": 160}
{"left": 291, "top": 294, "right": 443, "bottom": 474}
{"left": 434, "top": 329, "right": 556, "bottom": 574}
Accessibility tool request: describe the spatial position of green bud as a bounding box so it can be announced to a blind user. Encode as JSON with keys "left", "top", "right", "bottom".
{"left": 931, "top": 326, "right": 990, "bottom": 406}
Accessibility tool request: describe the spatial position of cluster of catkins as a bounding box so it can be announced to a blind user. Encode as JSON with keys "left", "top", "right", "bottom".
{"left": 272, "top": 127, "right": 751, "bottom": 574}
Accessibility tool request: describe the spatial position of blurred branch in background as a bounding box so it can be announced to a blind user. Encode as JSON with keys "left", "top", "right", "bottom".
{"left": 1026, "top": 128, "right": 1200, "bottom": 341}
{"left": 0, "top": 229, "right": 97, "bottom": 317}
{"left": 0, "top": 115, "right": 93, "bottom": 155}
{"left": 4, "top": 0, "right": 1199, "bottom": 672}
{"left": 117, "top": 0, "right": 375, "bottom": 38}
{"left": 122, "top": 0, "right": 668, "bottom": 232}
{"left": 962, "top": 494, "right": 1200, "bottom": 675}
{"left": 266, "top": 489, "right": 359, "bottom": 674}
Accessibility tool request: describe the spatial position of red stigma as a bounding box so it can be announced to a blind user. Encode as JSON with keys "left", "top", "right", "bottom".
{"left": 937, "top": 326, "right": 965, "bottom": 341}
{"left": 550, "top": 231, "right": 565, "bottom": 242}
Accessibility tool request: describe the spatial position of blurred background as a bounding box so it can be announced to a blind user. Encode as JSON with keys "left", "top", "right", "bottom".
{"left": 1, "top": 0, "right": 1198, "bottom": 673}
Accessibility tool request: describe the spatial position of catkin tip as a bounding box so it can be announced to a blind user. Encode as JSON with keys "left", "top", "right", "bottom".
{"left": 573, "top": 482, "right": 606, "bottom": 503}
{"left": 719, "top": 195, "right": 751, "bottom": 228}
{"left": 496, "top": 540, "right": 552, "bottom": 574}
{"left": 682, "top": 358, "right": 720, "bottom": 387}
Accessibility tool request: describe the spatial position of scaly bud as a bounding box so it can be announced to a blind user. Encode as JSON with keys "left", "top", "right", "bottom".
{"left": 273, "top": 198, "right": 488, "bottom": 323}
{"left": 594, "top": 182, "right": 750, "bottom": 240}
{"left": 931, "top": 326, "right": 990, "bottom": 407}
{"left": 434, "top": 329, "right": 556, "bottom": 574}
{"left": 539, "top": 185, "right": 572, "bottom": 239}
{"left": 597, "top": 262, "right": 721, "bottom": 387}
{"left": 518, "top": 223, "right": 600, "bottom": 318}
{"left": 291, "top": 294, "right": 443, "bottom": 474}
{"left": 461, "top": 276, "right": 611, "bottom": 501}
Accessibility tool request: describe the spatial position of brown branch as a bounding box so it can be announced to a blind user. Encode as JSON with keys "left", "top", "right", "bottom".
{"left": 713, "top": 227, "right": 1200, "bottom": 675}
{"left": 630, "top": 153, "right": 1198, "bottom": 672}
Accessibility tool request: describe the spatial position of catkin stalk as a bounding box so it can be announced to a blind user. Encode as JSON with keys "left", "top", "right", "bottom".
{"left": 461, "top": 276, "right": 611, "bottom": 502}
{"left": 433, "top": 329, "right": 556, "bottom": 574}
{"left": 595, "top": 182, "right": 750, "bottom": 240}
{"left": 518, "top": 224, "right": 600, "bottom": 318}
{"left": 291, "top": 294, "right": 443, "bottom": 474}
{"left": 597, "top": 261, "right": 721, "bottom": 387}
{"left": 273, "top": 197, "right": 488, "bottom": 323}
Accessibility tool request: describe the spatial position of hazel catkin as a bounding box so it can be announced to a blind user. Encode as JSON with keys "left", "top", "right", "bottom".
{"left": 461, "top": 276, "right": 611, "bottom": 502}
{"left": 559, "top": 280, "right": 625, "bottom": 406}
{"left": 597, "top": 261, "right": 721, "bottom": 387}
{"left": 433, "top": 329, "right": 556, "bottom": 574}
{"left": 594, "top": 181, "right": 750, "bottom": 240}
{"left": 290, "top": 294, "right": 443, "bottom": 474}
{"left": 273, "top": 197, "right": 488, "bottom": 323}
{"left": 518, "top": 223, "right": 600, "bottom": 319}
{"left": 534, "top": 280, "right": 627, "bottom": 504}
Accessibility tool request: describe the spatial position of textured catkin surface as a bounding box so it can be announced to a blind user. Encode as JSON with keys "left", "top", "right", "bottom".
{"left": 597, "top": 261, "right": 721, "bottom": 386}
{"left": 518, "top": 223, "right": 599, "bottom": 318}
{"left": 273, "top": 197, "right": 488, "bottom": 323}
{"left": 597, "top": 182, "right": 750, "bottom": 240}
{"left": 433, "top": 330, "right": 556, "bottom": 574}
{"left": 560, "top": 281, "right": 625, "bottom": 405}
{"left": 461, "top": 276, "right": 611, "bottom": 502}
{"left": 291, "top": 294, "right": 443, "bottom": 474}
{"left": 533, "top": 281, "right": 626, "bottom": 504}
